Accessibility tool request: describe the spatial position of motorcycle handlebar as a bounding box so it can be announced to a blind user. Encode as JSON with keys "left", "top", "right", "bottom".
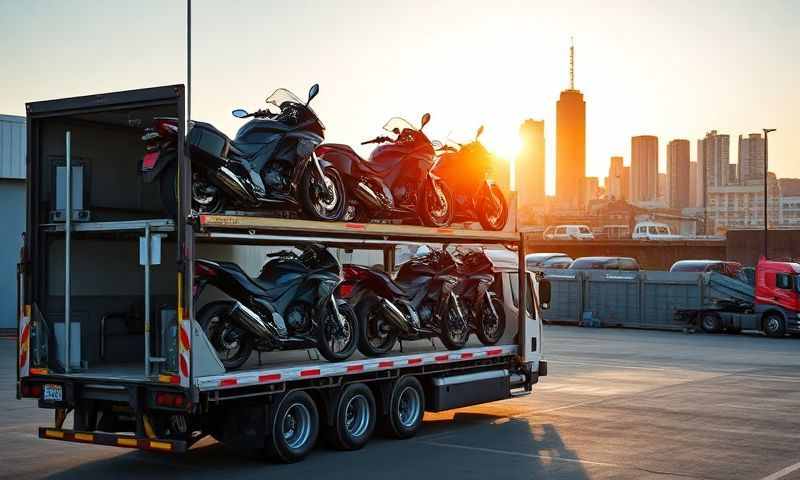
{"left": 361, "top": 136, "right": 391, "bottom": 145}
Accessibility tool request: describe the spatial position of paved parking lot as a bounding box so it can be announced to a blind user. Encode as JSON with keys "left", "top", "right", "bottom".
{"left": 2, "top": 326, "right": 800, "bottom": 480}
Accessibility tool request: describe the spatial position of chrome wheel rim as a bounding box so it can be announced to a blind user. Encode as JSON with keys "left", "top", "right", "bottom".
{"left": 344, "top": 395, "right": 370, "bottom": 438}
{"left": 767, "top": 317, "right": 780, "bottom": 332}
{"left": 326, "top": 310, "right": 352, "bottom": 354}
{"left": 397, "top": 386, "right": 421, "bottom": 428}
{"left": 428, "top": 185, "right": 449, "bottom": 221}
{"left": 702, "top": 316, "right": 717, "bottom": 330}
{"left": 282, "top": 403, "right": 312, "bottom": 450}
{"left": 207, "top": 316, "right": 242, "bottom": 361}
{"left": 314, "top": 174, "right": 339, "bottom": 216}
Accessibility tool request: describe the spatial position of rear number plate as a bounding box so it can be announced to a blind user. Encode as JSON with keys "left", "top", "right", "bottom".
{"left": 43, "top": 384, "right": 63, "bottom": 402}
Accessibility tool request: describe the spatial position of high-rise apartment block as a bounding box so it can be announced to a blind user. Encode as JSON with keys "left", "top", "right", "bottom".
{"left": 667, "top": 139, "right": 690, "bottom": 209}
{"left": 631, "top": 135, "right": 658, "bottom": 202}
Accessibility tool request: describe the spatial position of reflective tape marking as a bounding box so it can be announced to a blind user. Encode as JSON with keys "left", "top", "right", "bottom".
{"left": 219, "top": 378, "right": 238, "bottom": 387}
{"left": 300, "top": 369, "right": 321, "bottom": 377}
{"left": 117, "top": 438, "right": 138, "bottom": 447}
{"left": 378, "top": 361, "right": 394, "bottom": 368}
{"left": 346, "top": 365, "right": 364, "bottom": 373}
{"left": 435, "top": 354, "right": 450, "bottom": 362}
{"left": 45, "top": 429, "right": 64, "bottom": 439}
{"left": 258, "top": 373, "right": 282, "bottom": 383}
{"left": 149, "top": 441, "right": 172, "bottom": 451}
{"left": 461, "top": 353, "right": 474, "bottom": 359}
{"left": 407, "top": 358, "right": 422, "bottom": 365}
{"left": 74, "top": 433, "right": 94, "bottom": 442}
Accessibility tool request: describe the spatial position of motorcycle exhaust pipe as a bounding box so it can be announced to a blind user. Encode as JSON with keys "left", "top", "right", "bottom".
{"left": 353, "top": 182, "right": 387, "bottom": 210}
{"left": 210, "top": 166, "right": 258, "bottom": 203}
{"left": 377, "top": 298, "right": 414, "bottom": 333}
{"left": 228, "top": 302, "right": 276, "bottom": 340}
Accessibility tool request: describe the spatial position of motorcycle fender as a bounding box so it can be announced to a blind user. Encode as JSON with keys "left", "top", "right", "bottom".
{"left": 142, "top": 150, "right": 176, "bottom": 184}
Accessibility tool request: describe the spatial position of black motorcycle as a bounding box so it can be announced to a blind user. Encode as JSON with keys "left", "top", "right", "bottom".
{"left": 452, "top": 248, "right": 506, "bottom": 345}
{"left": 141, "top": 84, "right": 347, "bottom": 221}
{"left": 194, "top": 244, "right": 358, "bottom": 370}
{"left": 338, "top": 248, "right": 469, "bottom": 357}
{"left": 315, "top": 113, "right": 454, "bottom": 227}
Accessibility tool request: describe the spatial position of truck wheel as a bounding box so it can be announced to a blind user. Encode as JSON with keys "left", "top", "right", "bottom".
{"left": 326, "top": 383, "right": 376, "bottom": 450}
{"left": 700, "top": 312, "right": 722, "bottom": 334}
{"left": 266, "top": 390, "right": 319, "bottom": 463}
{"left": 382, "top": 376, "right": 425, "bottom": 439}
{"left": 763, "top": 313, "right": 786, "bottom": 338}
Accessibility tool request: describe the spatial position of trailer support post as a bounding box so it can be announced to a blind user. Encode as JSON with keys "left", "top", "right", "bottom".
{"left": 64, "top": 131, "right": 72, "bottom": 373}
{"left": 144, "top": 223, "right": 151, "bottom": 377}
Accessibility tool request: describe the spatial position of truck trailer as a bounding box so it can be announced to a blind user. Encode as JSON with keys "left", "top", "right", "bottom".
{"left": 16, "top": 85, "right": 549, "bottom": 462}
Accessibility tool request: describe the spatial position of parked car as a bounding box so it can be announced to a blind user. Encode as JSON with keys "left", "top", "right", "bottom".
{"left": 670, "top": 260, "right": 745, "bottom": 280}
{"left": 631, "top": 221, "right": 683, "bottom": 240}
{"left": 526, "top": 253, "right": 574, "bottom": 270}
{"left": 543, "top": 225, "right": 594, "bottom": 240}
{"left": 568, "top": 256, "right": 641, "bottom": 271}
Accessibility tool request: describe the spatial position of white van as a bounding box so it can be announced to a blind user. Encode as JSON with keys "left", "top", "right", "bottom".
{"left": 631, "top": 221, "right": 683, "bottom": 240}
{"left": 543, "top": 225, "right": 594, "bottom": 240}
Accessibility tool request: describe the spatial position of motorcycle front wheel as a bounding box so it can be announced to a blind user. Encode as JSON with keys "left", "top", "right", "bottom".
{"left": 439, "top": 295, "right": 470, "bottom": 350}
{"left": 197, "top": 301, "right": 253, "bottom": 371}
{"left": 317, "top": 300, "right": 358, "bottom": 361}
{"left": 356, "top": 296, "right": 398, "bottom": 357}
{"left": 419, "top": 180, "right": 454, "bottom": 227}
{"left": 476, "top": 295, "right": 506, "bottom": 346}
{"left": 301, "top": 166, "right": 347, "bottom": 221}
{"left": 478, "top": 184, "right": 508, "bottom": 231}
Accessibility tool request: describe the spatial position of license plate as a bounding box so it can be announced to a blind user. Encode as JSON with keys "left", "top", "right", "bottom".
{"left": 43, "top": 384, "right": 63, "bottom": 402}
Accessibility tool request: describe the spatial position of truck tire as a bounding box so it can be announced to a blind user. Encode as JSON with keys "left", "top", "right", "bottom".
{"left": 763, "top": 313, "right": 786, "bottom": 338}
{"left": 700, "top": 312, "right": 722, "bottom": 334}
{"left": 326, "top": 383, "right": 376, "bottom": 450}
{"left": 382, "top": 376, "right": 425, "bottom": 439}
{"left": 266, "top": 390, "right": 319, "bottom": 463}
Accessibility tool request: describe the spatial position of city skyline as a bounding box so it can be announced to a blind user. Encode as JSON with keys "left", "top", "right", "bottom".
{"left": 1, "top": 0, "right": 798, "bottom": 195}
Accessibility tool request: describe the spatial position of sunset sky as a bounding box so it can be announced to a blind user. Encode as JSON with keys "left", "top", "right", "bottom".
{"left": 1, "top": 0, "right": 798, "bottom": 194}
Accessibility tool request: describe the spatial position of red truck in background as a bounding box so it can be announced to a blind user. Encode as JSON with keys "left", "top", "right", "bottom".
{"left": 677, "top": 257, "right": 800, "bottom": 337}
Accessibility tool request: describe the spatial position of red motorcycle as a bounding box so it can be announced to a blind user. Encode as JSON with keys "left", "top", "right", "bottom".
{"left": 316, "top": 114, "right": 454, "bottom": 227}
{"left": 432, "top": 126, "right": 508, "bottom": 231}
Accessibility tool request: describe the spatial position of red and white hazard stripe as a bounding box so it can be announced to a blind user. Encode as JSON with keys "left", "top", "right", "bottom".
{"left": 18, "top": 304, "right": 31, "bottom": 378}
{"left": 178, "top": 309, "right": 191, "bottom": 388}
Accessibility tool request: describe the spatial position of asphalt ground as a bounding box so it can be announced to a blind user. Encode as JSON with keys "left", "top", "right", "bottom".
{"left": 2, "top": 326, "right": 799, "bottom": 480}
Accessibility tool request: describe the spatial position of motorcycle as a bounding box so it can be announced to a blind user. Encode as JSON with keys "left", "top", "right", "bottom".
{"left": 337, "top": 247, "right": 469, "bottom": 357}
{"left": 432, "top": 126, "right": 508, "bottom": 231}
{"left": 315, "top": 113, "right": 454, "bottom": 227}
{"left": 193, "top": 244, "right": 358, "bottom": 370}
{"left": 452, "top": 248, "right": 506, "bottom": 345}
{"left": 141, "top": 84, "right": 347, "bottom": 221}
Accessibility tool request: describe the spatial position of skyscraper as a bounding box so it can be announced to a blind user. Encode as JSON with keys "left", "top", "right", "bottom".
{"left": 689, "top": 161, "right": 699, "bottom": 207}
{"left": 631, "top": 135, "right": 658, "bottom": 202}
{"left": 556, "top": 39, "right": 586, "bottom": 210}
{"left": 621, "top": 166, "right": 630, "bottom": 201}
{"left": 697, "top": 130, "right": 730, "bottom": 209}
{"left": 517, "top": 119, "right": 545, "bottom": 207}
{"left": 607, "top": 156, "right": 624, "bottom": 200}
{"left": 738, "top": 133, "right": 764, "bottom": 184}
{"left": 667, "top": 139, "right": 690, "bottom": 209}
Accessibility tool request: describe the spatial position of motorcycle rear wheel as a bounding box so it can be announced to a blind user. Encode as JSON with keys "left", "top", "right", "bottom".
{"left": 419, "top": 180, "right": 454, "bottom": 227}
{"left": 317, "top": 301, "right": 358, "bottom": 361}
{"left": 356, "top": 296, "right": 398, "bottom": 357}
{"left": 197, "top": 301, "right": 253, "bottom": 371}
{"left": 478, "top": 184, "right": 508, "bottom": 231}
{"left": 160, "top": 159, "right": 225, "bottom": 219}
{"left": 301, "top": 166, "right": 347, "bottom": 221}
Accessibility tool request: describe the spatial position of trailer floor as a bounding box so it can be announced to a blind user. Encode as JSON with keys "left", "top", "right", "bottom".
{"left": 3, "top": 327, "right": 800, "bottom": 480}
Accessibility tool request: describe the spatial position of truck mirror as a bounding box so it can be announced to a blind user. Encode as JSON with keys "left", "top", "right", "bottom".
{"left": 539, "top": 279, "right": 551, "bottom": 310}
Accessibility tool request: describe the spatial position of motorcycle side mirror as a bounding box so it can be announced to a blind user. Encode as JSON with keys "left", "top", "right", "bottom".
{"left": 420, "top": 113, "right": 431, "bottom": 130}
{"left": 232, "top": 109, "right": 249, "bottom": 118}
{"left": 307, "top": 83, "right": 320, "bottom": 105}
{"left": 476, "top": 125, "right": 485, "bottom": 140}
{"left": 392, "top": 127, "right": 401, "bottom": 135}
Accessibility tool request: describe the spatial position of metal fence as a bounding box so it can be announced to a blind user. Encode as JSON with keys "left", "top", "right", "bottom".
{"left": 541, "top": 269, "right": 703, "bottom": 329}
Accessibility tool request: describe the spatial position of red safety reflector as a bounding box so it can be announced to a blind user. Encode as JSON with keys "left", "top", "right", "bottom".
{"left": 344, "top": 223, "right": 366, "bottom": 230}
{"left": 21, "top": 382, "right": 42, "bottom": 398}
{"left": 487, "top": 348, "right": 502, "bottom": 356}
{"left": 435, "top": 354, "right": 450, "bottom": 362}
{"left": 300, "top": 369, "right": 321, "bottom": 377}
{"left": 378, "top": 361, "right": 394, "bottom": 368}
{"left": 407, "top": 358, "right": 422, "bottom": 365}
{"left": 258, "top": 373, "right": 282, "bottom": 383}
{"left": 219, "top": 378, "right": 238, "bottom": 387}
{"left": 336, "top": 283, "right": 355, "bottom": 298}
{"left": 199, "top": 215, "right": 208, "bottom": 225}
{"left": 346, "top": 364, "right": 364, "bottom": 373}
{"left": 461, "top": 353, "right": 474, "bottom": 360}
{"left": 142, "top": 151, "right": 159, "bottom": 170}
{"left": 155, "top": 391, "right": 187, "bottom": 408}
{"left": 436, "top": 228, "right": 454, "bottom": 234}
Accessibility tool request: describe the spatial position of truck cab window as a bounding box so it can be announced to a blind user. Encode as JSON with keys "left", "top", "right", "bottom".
{"left": 507, "top": 272, "right": 536, "bottom": 318}
{"left": 776, "top": 273, "right": 794, "bottom": 290}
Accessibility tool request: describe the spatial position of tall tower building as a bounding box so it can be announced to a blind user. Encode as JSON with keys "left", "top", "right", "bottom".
{"left": 697, "top": 130, "right": 730, "bottom": 209}
{"left": 556, "top": 38, "right": 586, "bottom": 210}
{"left": 689, "top": 161, "right": 699, "bottom": 207}
{"left": 631, "top": 135, "right": 658, "bottom": 202}
{"left": 667, "top": 139, "right": 690, "bottom": 209}
{"left": 607, "top": 156, "right": 624, "bottom": 200}
{"left": 517, "top": 119, "right": 546, "bottom": 207}
{"left": 738, "top": 133, "right": 764, "bottom": 184}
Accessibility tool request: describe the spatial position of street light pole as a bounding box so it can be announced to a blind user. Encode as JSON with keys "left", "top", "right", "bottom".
{"left": 763, "top": 128, "right": 775, "bottom": 259}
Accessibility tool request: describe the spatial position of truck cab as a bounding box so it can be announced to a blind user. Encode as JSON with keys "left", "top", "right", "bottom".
{"left": 754, "top": 257, "right": 800, "bottom": 335}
